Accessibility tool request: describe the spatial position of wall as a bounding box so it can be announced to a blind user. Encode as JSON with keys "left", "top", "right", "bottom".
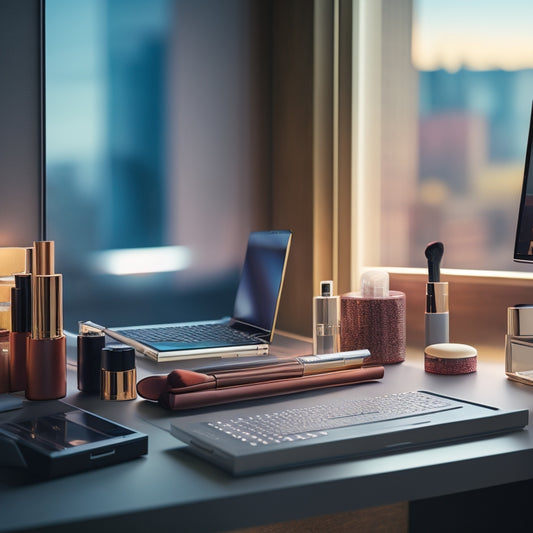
{"left": 0, "top": 0, "right": 42, "bottom": 245}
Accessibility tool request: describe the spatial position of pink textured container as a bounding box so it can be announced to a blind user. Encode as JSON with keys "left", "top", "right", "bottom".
{"left": 424, "top": 343, "right": 477, "bottom": 375}
{"left": 340, "top": 291, "right": 406, "bottom": 365}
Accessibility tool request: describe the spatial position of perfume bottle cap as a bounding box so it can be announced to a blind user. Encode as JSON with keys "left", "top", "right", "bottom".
{"left": 320, "top": 280, "right": 333, "bottom": 297}
{"left": 101, "top": 344, "right": 136, "bottom": 371}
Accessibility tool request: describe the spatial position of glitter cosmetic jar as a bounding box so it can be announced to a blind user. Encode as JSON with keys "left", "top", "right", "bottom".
{"left": 340, "top": 291, "right": 406, "bottom": 365}
{"left": 424, "top": 343, "right": 477, "bottom": 375}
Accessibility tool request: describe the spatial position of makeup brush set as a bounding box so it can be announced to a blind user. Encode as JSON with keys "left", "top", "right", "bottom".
{"left": 137, "top": 351, "right": 384, "bottom": 410}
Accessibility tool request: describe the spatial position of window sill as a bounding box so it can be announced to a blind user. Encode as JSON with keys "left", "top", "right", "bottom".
{"left": 387, "top": 268, "right": 533, "bottom": 351}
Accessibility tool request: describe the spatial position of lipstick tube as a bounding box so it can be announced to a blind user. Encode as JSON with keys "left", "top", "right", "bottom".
{"left": 9, "top": 274, "right": 31, "bottom": 392}
{"left": 26, "top": 241, "right": 66, "bottom": 401}
{"left": 425, "top": 281, "right": 449, "bottom": 347}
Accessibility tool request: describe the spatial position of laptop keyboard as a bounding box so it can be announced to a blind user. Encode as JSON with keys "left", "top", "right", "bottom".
{"left": 117, "top": 323, "right": 260, "bottom": 344}
{"left": 206, "top": 391, "right": 459, "bottom": 446}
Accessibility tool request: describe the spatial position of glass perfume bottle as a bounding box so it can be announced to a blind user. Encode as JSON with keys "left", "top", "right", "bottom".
{"left": 313, "top": 280, "right": 340, "bottom": 355}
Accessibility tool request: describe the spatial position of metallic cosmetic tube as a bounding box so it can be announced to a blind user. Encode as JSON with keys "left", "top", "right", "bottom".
{"left": 213, "top": 350, "right": 370, "bottom": 387}
{"left": 26, "top": 242, "right": 66, "bottom": 401}
{"left": 425, "top": 281, "right": 449, "bottom": 347}
{"left": 77, "top": 329, "right": 106, "bottom": 393}
{"left": 9, "top": 274, "right": 31, "bottom": 392}
{"left": 101, "top": 345, "right": 137, "bottom": 401}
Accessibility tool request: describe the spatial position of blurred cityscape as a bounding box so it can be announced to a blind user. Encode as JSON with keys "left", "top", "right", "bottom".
{"left": 412, "top": 68, "right": 533, "bottom": 270}
{"left": 381, "top": 0, "right": 533, "bottom": 272}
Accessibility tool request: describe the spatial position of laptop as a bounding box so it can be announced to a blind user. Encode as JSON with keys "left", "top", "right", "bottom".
{"left": 82, "top": 230, "right": 292, "bottom": 362}
{"left": 170, "top": 389, "right": 528, "bottom": 476}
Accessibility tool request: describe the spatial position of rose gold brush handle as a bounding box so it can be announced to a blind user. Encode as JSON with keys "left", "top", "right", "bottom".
{"left": 212, "top": 362, "right": 302, "bottom": 387}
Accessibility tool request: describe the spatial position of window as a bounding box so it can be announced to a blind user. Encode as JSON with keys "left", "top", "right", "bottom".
{"left": 45, "top": 0, "right": 271, "bottom": 331}
{"left": 379, "top": 0, "right": 533, "bottom": 272}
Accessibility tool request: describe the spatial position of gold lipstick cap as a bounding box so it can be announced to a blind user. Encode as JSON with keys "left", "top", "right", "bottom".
{"left": 32, "top": 274, "right": 63, "bottom": 339}
{"left": 33, "top": 241, "right": 55, "bottom": 276}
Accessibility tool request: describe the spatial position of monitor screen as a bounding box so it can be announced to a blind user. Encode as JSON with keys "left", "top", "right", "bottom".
{"left": 514, "top": 102, "right": 533, "bottom": 262}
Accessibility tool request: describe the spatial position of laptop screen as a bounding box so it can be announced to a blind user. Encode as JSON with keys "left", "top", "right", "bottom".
{"left": 232, "top": 230, "right": 291, "bottom": 334}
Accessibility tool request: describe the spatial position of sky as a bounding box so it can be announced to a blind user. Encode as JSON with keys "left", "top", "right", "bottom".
{"left": 413, "top": 0, "right": 533, "bottom": 71}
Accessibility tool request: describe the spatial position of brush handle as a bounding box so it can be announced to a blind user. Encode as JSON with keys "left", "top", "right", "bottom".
{"left": 427, "top": 260, "right": 440, "bottom": 283}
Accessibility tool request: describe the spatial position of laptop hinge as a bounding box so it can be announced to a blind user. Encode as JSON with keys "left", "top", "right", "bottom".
{"left": 229, "top": 319, "right": 270, "bottom": 341}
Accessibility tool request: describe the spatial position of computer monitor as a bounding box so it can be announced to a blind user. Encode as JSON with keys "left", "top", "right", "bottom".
{"left": 514, "top": 102, "right": 533, "bottom": 262}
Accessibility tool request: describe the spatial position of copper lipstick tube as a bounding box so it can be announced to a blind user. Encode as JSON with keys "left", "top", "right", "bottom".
{"left": 26, "top": 242, "right": 66, "bottom": 401}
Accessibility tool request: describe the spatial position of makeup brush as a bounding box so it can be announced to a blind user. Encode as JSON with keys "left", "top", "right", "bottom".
{"left": 137, "top": 350, "right": 371, "bottom": 400}
{"left": 424, "top": 241, "right": 444, "bottom": 282}
{"left": 424, "top": 241, "right": 449, "bottom": 346}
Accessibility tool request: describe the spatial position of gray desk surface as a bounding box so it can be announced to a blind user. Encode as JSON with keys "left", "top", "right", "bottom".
{"left": 1, "top": 334, "right": 533, "bottom": 533}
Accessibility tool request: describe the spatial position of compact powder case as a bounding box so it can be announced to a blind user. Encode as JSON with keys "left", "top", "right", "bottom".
{"left": 424, "top": 343, "right": 477, "bottom": 375}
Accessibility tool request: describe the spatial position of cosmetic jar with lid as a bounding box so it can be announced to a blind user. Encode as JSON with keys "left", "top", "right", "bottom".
{"left": 505, "top": 305, "right": 533, "bottom": 385}
{"left": 424, "top": 343, "right": 477, "bottom": 375}
{"left": 340, "top": 271, "right": 406, "bottom": 365}
{"left": 101, "top": 344, "right": 137, "bottom": 401}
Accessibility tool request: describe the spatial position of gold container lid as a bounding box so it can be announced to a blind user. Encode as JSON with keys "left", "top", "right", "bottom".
{"left": 32, "top": 274, "right": 62, "bottom": 339}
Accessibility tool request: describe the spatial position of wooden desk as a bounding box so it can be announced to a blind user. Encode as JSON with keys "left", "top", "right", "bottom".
{"left": 1, "top": 334, "right": 532, "bottom": 532}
